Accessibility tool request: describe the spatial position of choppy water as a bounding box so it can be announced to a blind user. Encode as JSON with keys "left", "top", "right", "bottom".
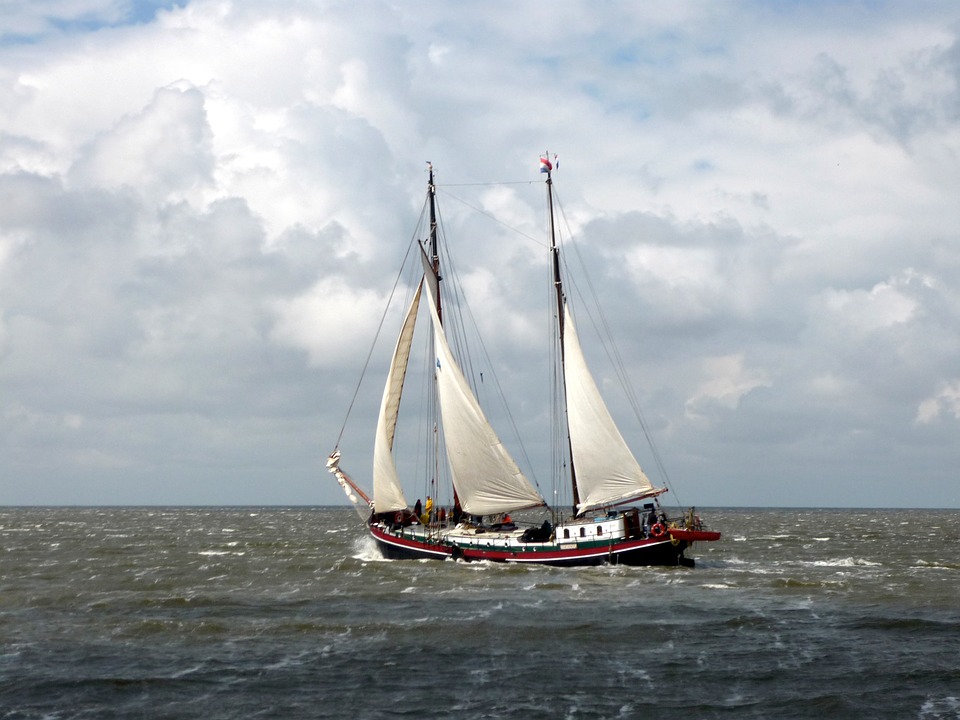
{"left": 1, "top": 507, "right": 958, "bottom": 719}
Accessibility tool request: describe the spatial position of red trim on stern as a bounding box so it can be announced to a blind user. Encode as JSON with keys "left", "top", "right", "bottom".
{"left": 667, "top": 528, "right": 721, "bottom": 542}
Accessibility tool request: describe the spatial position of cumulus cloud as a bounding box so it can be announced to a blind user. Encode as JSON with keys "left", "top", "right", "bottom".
{"left": 917, "top": 381, "right": 960, "bottom": 424}
{"left": 685, "top": 354, "right": 772, "bottom": 421}
{"left": 69, "top": 84, "right": 214, "bottom": 201}
{"left": 269, "top": 275, "right": 397, "bottom": 368}
{"left": 1, "top": 0, "right": 959, "bottom": 507}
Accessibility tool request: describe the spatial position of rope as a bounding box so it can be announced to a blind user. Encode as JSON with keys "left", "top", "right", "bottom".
{"left": 331, "top": 196, "right": 429, "bottom": 452}
{"left": 436, "top": 186, "right": 548, "bottom": 249}
{"left": 552, "top": 186, "right": 682, "bottom": 508}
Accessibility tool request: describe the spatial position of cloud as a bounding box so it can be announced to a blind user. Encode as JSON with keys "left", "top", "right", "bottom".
{"left": 685, "top": 354, "right": 772, "bottom": 421}
{"left": 815, "top": 271, "right": 920, "bottom": 335}
{"left": 69, "top": 84, "right": 214, "bottom": 202}
{"left": 1, "top": 0, "right": 960, "bottom": 508}
{"left": 916, "top": 380, "right": 960, "bottom": 424}
{"left": 269, "top": 275, "right": 395, "bottom": 368}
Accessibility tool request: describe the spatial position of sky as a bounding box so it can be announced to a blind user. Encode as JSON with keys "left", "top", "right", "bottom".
{"left": 2, "top": 0, "right": 959, "bottom": 508}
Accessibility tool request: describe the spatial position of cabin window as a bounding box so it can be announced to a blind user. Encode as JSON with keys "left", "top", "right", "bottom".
{"left": 579, "top": 527, "right": 586, "bottom": 538}
{"left": 563, "top": 529, "right": 570, "bottom": 539}
{"left": 597, "top": 526, "right": 603, "bottom": 536}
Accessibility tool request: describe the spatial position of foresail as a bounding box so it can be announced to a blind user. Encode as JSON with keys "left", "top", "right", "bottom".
{"left": 421, "top": 248, "right": 544, "bottom": 516}
{"left": 563, "top": 303, "right": 662, "bottom": 514}
{"left": 371, "top": 280, "right": 423, "bottom": 513}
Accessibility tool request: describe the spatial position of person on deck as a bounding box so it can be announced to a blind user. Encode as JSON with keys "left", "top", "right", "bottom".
{"left": 424, "top": 495, "right": 433, "bottom": 524}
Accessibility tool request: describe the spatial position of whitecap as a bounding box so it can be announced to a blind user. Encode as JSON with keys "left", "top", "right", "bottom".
{"left": 919, "top": 695, "right": 960, "bottom": 719}
{"left": 350, "top": 536, "right": 382, "bottom": 561}
{"left": 808, "top": 557, "right": 881, "bottom": 567}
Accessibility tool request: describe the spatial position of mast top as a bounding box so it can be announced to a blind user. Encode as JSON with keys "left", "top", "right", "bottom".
{"left": 540, "top": 152, "right": 556, "bottom": 179}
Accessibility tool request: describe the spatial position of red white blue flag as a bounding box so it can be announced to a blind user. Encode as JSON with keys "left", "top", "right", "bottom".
{"left": 540, "top": 155, "right": 552, "bottom": 173}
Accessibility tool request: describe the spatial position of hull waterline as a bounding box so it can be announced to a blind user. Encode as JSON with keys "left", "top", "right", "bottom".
{"left": 369, "top": 524, "right": 698, "bottom": 567}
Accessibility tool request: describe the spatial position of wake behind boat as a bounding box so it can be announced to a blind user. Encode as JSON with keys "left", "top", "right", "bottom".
{"left": 328, "top": 156, "right": 720, "bottom": 566}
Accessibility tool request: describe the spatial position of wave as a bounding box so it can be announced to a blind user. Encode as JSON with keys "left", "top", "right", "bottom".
{"left": 920, "top": 695, "right": 960, "bottom": 720}
{"left": 350, "top": 535, "right": 382, "bottom": 562}
{"left": 807, "top": 557, "right": 881, "bottom": 567}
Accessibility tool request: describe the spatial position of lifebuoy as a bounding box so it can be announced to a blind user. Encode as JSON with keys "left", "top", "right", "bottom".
{"left": 394, "top": 512, "right": 403, "bottom": 525}
{"left": 650, "top": 522, "right": 666, "bottom": 538}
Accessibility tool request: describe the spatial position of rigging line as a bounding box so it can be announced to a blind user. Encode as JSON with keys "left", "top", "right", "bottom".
{"left": 435, "top": 186, "right": 548, "bottom": 249}
{"left": 433, "top": 203, "right": 480, "bottom": 387}
{"left": 332, "top": 197, "right": 430, "bottom": 452}
{"left": 565, "top": 258, "right": 676, "bottom": 499}
{"left": 440, "top": 180, "right": 539, "bottom": 187}
{"left": 569, "top": 259, "right": 679, "bottom": 504}
{"left": 433, "top": 201, "right": 470, "bottom": 374}
{"left": 553, "top": 189, "right": 681, "bottom": 505}
{"left": 428, "top": 186, "right": 472, "bottom": 508}
{"left": 454, "top": 253, "right": 542, "bottom": 494}
{"left": 434, "top": 213, "right": 543, "bottom": 493}
{"left": 415, "top": 326, "right": 437, "bottom": 507}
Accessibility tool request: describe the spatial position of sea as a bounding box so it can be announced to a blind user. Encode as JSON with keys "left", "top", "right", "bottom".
{"left": 1, "top": 507, "right": 958, "bottom": 719}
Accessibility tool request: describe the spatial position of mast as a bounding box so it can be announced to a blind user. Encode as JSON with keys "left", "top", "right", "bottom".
{"left": 427, "top": 162, "right": 440, "bottom": 514}
{"left": 544, "top": 154, "right": 580, "bottom": 512}
{"left": 427, "top": 162, "right": 459, "bottom": 515}
{"left": 428, "top": 163, "right": 441, "bottom": 323}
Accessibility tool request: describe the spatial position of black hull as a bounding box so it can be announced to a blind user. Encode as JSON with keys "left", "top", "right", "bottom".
{"left": 371, "top": 527, "right": 695, "bottom": 567}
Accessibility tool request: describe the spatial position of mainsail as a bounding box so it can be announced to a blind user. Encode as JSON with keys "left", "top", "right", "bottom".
{"left": 371, "top": 280, "right": 423, "bottom": 512}
{"left": 562, "top": 302, "right": 663, "bottom": 514}
{"left": 421, "top": 249, "right": 544, "bottom": 516}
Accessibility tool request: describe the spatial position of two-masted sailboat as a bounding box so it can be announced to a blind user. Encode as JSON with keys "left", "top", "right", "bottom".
{"left": 328, "top": 156, "right": 720, "bottom": 566}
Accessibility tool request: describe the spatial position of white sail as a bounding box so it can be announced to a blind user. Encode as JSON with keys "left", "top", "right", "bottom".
{"left": 563, "top": 302, "right": 662, "bottom": 514}
{"left": 371, "top": 280, "right": 423, "bottom": 513}
{"left": 421, "top": 249, "right": 544, "bottom": 516}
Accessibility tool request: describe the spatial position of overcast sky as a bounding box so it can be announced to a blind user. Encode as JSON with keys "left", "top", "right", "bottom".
{"left": 2, "top": 1, "right": 959, "bottom": 508}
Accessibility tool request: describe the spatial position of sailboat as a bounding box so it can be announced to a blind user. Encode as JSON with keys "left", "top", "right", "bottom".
{"left": 327, "top": 156, "right": 720, "bottom": 566}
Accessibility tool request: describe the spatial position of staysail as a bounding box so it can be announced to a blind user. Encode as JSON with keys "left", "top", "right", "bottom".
{"left": 562, "top": 302, "right": 663, "bottom": 514}
{"left": 420, "top": 248, "right": 544, "bottom": 516}
{"left": 371, "top": 280, "right": 423, "bottom": 512}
